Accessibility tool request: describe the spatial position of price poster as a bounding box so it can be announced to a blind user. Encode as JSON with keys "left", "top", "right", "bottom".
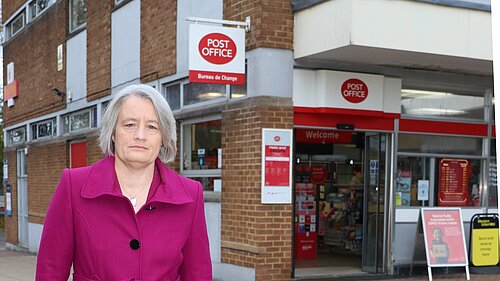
{"left": 438, "top": 159, "right": 470, "bottom": 206}
{"left": 261, "top": 129, "right": 293, "bottom": 204}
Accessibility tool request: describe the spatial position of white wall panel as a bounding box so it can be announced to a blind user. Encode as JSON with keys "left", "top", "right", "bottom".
{"left": 111, "top": 0, "right": 140, "bottom": 88}
{"left": 66, "top": 30, "right": 87, "bottom": 103}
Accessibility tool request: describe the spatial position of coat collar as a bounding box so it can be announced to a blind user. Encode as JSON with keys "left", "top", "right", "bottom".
{"left": 80, "top": 156, "right": 193, "bottom": 205}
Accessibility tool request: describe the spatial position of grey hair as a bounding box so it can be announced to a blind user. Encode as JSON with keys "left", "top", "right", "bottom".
{"left": 98, "top": 84, "right": 177, "bottom": 163}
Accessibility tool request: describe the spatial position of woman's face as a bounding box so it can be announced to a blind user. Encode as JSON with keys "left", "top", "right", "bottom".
{"left": 433, "top": 228, "right": 443, "bottom": 239}
{"left": 113, "top": 95, "right": 162, "bottom": 168}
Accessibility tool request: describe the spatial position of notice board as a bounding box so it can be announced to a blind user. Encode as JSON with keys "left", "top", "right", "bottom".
{"left": 438, "top": 159, "right": 470, "bottom": 206}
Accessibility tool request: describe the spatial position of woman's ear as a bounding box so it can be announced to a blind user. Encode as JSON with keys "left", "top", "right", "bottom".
{"left": 112, "top": 135, "right": 115, "bottom": 142}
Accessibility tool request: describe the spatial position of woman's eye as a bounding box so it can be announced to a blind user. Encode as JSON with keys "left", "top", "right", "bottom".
{"left": 147, "top": 124, "right": 158, "bottom": 130}
{"left": 125, "top": 123, "right": 135, "bottom": 128}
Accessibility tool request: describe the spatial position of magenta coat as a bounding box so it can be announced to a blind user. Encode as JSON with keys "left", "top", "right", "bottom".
{"left": 36, "top": 156, "right": 212, "bottom": 281}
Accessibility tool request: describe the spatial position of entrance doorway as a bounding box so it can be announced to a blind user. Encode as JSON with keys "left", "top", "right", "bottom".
{"left": 293, "top": 130, "right": 390, "bottom": 278}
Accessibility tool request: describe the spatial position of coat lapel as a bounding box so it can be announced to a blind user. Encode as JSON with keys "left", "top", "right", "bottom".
{"left": 81, "top": 156, "right": 193, "bottom": 205}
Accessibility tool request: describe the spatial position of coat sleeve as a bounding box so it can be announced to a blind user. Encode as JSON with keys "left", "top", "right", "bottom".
{"left": 36, "top": 169, "right": 74, "bottom": 281}
{"left": 179, "top": 183, "right": 213, "bottom": 280}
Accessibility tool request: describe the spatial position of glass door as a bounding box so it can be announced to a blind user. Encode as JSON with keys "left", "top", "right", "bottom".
{"left": 362, "top": 133, "right": 389, "bottom": 273}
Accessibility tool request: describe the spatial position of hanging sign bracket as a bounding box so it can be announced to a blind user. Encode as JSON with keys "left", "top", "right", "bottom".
{"left": 186, "top": 16, "right": 251, "bottom": 32}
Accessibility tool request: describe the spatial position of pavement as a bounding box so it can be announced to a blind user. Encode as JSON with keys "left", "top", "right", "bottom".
{"left": 0, "top": 231, "right": 36, "bottom": 281}
{"left": 0, "top": 231, "right": 498, "bottom": 281}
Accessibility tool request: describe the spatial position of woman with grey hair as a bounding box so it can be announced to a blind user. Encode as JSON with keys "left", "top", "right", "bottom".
{"left": 36, "top": 84, "right": 213, "bottom": 281}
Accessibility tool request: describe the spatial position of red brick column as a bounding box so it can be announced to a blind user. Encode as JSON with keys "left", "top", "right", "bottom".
{"left": 222, "top": 96, "right": 294, "bottom": 281}
{"left": 140, "top": 0, "right": 177, "bottom": 83}
{"left": 87, "top": 0, "right": 114, "bottom": 101}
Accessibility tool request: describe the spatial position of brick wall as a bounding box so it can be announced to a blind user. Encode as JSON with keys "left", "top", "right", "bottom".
{"left": 87, "top": 134, "right": 106, "bottom": 165}
{"left": 140, "top": 0, "right": 177, "bottom": 83}
{"left": 3, "top": 0, "right": 25, "bottom": 21}
{"left": 27, "top": 140, "right": 68, "bottom": 225}
{"left": 224, "top": 0, "right": 293, "bottom": 50}
{"left": 87, "top": 0, "right": 114, "bottom": 101}
{"left": 4, "top": 150, "right": 18, "bottom": 245}
{"left": 221, "top": 96, "right": 294, "bottom": 281}
{"left": 3, "top": 1, "right": 68, "bottom": 127}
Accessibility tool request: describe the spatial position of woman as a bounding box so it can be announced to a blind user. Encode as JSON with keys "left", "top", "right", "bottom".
{"left": 36, "top": 85, "right": 212, "bottom": 281}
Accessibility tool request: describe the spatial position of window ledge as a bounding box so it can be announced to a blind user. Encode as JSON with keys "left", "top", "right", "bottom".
{"left": 203, "top": 191, "right": 221, "bottom": 202}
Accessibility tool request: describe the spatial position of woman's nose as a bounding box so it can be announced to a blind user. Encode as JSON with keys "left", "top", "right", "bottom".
{"left": 134, "top": 125, "right": 147, "bottom": 140}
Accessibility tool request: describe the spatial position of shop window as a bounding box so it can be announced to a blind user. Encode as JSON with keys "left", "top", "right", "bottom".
{"left": 63, "top": 107, "right": 96, "bottom": 134}
{"left": 396, "top": 156, "right": 481, "bottom": 207}
{"left": 7, "top": 126, "right": 27, "bottom": 146}
{"left": 398, "top": 133, "right": 482, "bottom": 155}
{"left": 31, "top": 118, "right": 56, "bottom": 140}
{"left": 163, "top": 83, "right": 180, "bottom": 111}
{"left": 183, "top": 83, "right": 226, "bottom": 106}
{"left": 401, "top": 89, "right": 485, "bottom": 120}
{"left": 69, "top": 0, "right": 86, "bottom": 33}
{"left": 181, "top": 118, "right": 222, "bottom": 191}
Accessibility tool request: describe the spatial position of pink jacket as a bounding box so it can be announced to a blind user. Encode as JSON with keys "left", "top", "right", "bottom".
{"left": 36, "top": 156, "right": 212, "bottom": 281}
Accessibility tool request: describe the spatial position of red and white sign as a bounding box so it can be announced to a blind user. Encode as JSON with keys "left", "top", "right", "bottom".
{"left": 310, "top": 166, "right": 327, "bottom": 184}
{"left": 4, "top": 80, "right": 18, "bottom": 101}
{"left": 296, "top": 129, "right": 351, "bottom": 144}
{"left": 341, "top": 78, "right": 368, "bottom": 103}
{"left": 262, "top": 129, "right": 293, "bottom": 204}
{"left": 189, "top": 24, "right": 245, "bottom": 85}
{"left": 295, "top": 183, "right": 317, "bottom": 259}
{"left": 422, "top": 208, "right": 468, "bottom": 267}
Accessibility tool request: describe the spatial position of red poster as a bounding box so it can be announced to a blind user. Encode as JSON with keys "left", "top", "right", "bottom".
{"left": 264, "top": 145, "right": 290, "bottom": 186}
{"left": 438, "top": 159, "right": 469, "bottom": 206}
{"left": 422, "top": 208, "right": 468, "bottom": 266}
{"left": 310, "top": 166, "right": 327, "bottom": 184}
{"left": 295, "top": 183, "right": 317, "bottom": 259}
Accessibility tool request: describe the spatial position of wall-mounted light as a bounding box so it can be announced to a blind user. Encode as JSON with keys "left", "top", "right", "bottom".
{"left": 51, "top": 88, "right": 66, "bottom": 102}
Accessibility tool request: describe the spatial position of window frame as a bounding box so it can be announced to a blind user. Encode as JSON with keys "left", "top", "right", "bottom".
{"left": 400, "top": 88, "right": 487, "bottom": 123}
{"left": 9, "top": 11, "right": 26, "bottom": 38}
{"left": 62, "top": 107, "right": 96, "bottom": 134}
{"left": 69, "top": 0, "right": 87, "bottom": 33}
{"left": 28, "top": 0, "right": 51, "bottom": 21}
{"left": 180, "top": 115, "right": 222, "bottom": 191}
{"left": 161, "top": 78, "right": 247, "bottom": 112}
{"left": 7, "top": 126, "right": 27, "bottom": 146}
{"left": 31, "top": 118, "right": 57, "bottom": 140}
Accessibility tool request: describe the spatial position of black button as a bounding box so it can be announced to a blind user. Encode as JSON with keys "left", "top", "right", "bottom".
{"left": 130, "top": 239, "right": 140, "bottom": 250}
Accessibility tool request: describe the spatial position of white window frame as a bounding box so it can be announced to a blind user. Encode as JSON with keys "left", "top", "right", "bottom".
{"left": 7, "top": 126, "right": 27, "bottom": 146}
{"left": 9, "top": 11, "right": 26, "bottom": 38}
{"left": 180, "top": 115, "right": 222, "bottom": 179}
{"left": 162, "top": 79, "right": 244, "bottom": 112}
{"left": 31, "top": 118, "right": 57, "bottom": 140}
{"left": 28, "top": 0, "right": 52, "bottom": 22}
{"left": 63, "top": 107, "right": 95, "bottom": 134}
{"left": 162, "top": 82, "right": 182, "bottom": 111}
{"left": 69, "top": 0, "right": 87, "bottom": 33}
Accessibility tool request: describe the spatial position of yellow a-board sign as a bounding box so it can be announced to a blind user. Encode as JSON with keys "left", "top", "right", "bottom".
{"left": 471, "top": 215, "right": 499, "bottom": 267}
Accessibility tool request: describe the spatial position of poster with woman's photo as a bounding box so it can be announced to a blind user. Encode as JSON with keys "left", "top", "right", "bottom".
{"left": 421, "top": 208, "right": 468, "bottom": 266}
